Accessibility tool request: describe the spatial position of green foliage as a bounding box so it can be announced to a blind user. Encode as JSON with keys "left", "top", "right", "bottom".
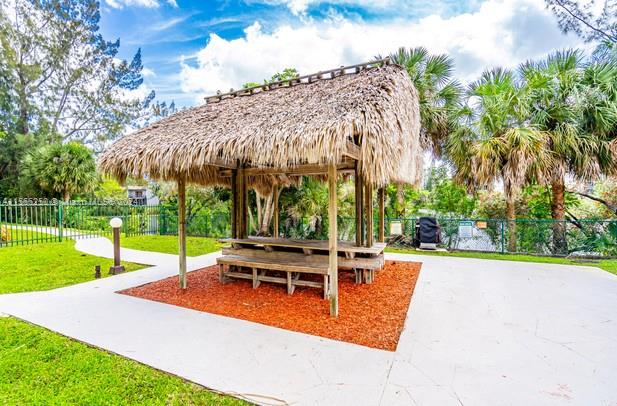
{"left": 21, "top": 142, "right": 97, "bottom": 201}
{"left": 384, "top": 47, "right": 462, "bottom": 156}
{"left": 0, "top": 317, "right": 244, "bottom": 405}
{"left": 269, "top": 68, "right": 299, "bottom": 82}
{"left": 519, "top": 186, "right": 580, "bottom": 219}
{"left": 0, "top": 132, "right": 41, "bottom": 197}
{"left": 475, "top": 191, "right": 506, "bottom": 219}
{"left": 280, "top": 178, "right": 329, "bottom": 239}
{"left": 94, "top": 178, "right": 126, "bottom": 200}
{"left": 384, "top": 184, "right": 427, "bottom": 218}
{"left": 242, "top": 68, "right": 299, "bottom": 89}
{"left": 424, "top": 165, "right": 476, "bottom": 217}
{"left": 0, "top": 0, "right": 150, "bottom": 143}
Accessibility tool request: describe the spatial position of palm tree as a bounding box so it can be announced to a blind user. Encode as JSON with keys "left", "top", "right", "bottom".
{"left": 448, "top": 68, "right": 551, "bottom": 252}
{"left": 521, "top": 50, "right": 617, "bottom": 254}
{"left": 22, "top": 141, "right": 98, "bottom": 201}
{"left": 382, "top": 47, "right": 462, "bottom": 216}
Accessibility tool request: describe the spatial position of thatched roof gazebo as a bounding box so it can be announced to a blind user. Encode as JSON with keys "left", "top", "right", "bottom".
{"left": 100, "top": 59, "right": 421, "bottom": 316}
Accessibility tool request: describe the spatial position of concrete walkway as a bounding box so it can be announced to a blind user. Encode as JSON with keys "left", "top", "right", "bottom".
{"left": 1, "top": 239, "right": 616, "bottom": 405}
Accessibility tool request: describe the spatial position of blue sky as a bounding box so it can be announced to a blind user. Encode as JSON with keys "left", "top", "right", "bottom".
{"left": 99, "top": 0, "right": 585, "bottom": 107}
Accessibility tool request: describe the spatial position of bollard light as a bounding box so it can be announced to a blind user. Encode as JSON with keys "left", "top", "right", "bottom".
{"left": 109, "top": 217, "right": 123, "bottom": 229}
{"left": 109, "top": 217, "right": 125, "bottom": 275}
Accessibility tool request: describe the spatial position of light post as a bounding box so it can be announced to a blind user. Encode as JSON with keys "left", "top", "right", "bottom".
{"left": 109, "top": 217, "right": 125, "bottom": 275}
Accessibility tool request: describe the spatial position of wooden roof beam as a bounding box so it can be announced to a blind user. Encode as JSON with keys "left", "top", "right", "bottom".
{"left": 218, "top": 162, "right": 355, "bottom": 177}
{"left": 204, "top": 158, "right": 237, "bottom": 169}
{"left": 343, "top": 140, "right": 361, "bottom": 160}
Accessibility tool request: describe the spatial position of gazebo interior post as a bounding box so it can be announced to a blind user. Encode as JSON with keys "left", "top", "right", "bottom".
{"left": 272, "top": 186, "right": 280, "bottom": 238}
{"left": 240, "top": 166, "right": 248, "bottom": 238}
{"left": 354, "top": 162, "right": 364, "bottom": 247}
{"left": 365, "top": 183, "right": 374, "bottom": 247}
{"left": 177, "top": 177, "right": 187, "bottom": 289}
{"left": 328, "top": 162, "right": 339, "bottom": 316}
{"left": 378, "top": 187, "right": 385, "bottom": 243}
{"left": 230, "top": 168, "right": 238, "bottom": 238}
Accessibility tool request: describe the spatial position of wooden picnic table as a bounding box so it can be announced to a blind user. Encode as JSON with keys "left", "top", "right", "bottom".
{"left": 217, "top": 237, "right": 386, "bottom": 292}
{"left": 220, "top": 237, "right": 386, "bottom": 256}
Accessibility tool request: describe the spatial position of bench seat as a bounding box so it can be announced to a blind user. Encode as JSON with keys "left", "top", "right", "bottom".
{"left": 217, "top": 254, "right": 330, "bottom": 297}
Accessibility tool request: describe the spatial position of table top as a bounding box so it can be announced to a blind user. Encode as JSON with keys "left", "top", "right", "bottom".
{"left": 220, "top": 237, "right": 386, "bottom": 255}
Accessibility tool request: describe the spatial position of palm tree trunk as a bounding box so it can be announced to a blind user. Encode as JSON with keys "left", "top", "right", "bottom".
{"left": 395, "top": 185, "right": 405, "bottom": 218}
{"left": 551, "top": 177, "right": 568, "bottom": 255}
{"left": 256, "top": 195, "right": 262, "bottom": 229}
{"left": 259, "top": 193, "right": 273, "bottom": 235}
{"left": 504, "top": 184, "right": 517, "bottom": 253}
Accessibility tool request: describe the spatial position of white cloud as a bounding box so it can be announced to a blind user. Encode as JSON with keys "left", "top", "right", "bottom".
{"left": 104, "top": 0, "right": 177, "bottom": 8}
{"left": 256, "top": 0, "right": 406, "bottom": 15}
{"left": 179, "top": 0, "right": 588, "bottom": 104}
{"left": 142, "top": 67, "right": 156, "bottom": 77}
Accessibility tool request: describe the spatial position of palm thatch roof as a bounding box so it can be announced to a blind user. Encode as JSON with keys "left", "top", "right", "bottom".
{"left": 99, "top": 60, "right": 422, "bottom": 192}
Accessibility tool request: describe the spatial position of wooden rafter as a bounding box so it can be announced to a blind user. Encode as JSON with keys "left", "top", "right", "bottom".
{"left": 218, "top": 162, "right": 355, "bottom": 177}
{"left": 343, "top": 140, "right": 361, "bottom": 160}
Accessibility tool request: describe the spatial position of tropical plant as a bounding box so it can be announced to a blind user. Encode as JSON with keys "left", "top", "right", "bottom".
{"left": 21, "top": 142, "right": 97, "bottom": 201}
{"left": 520, "top": 50, "right": 617, "bottom": 253}
{"left": 424, "top": 165, "right": 476, "bottom": 217}
{"left": 381, "top": 47, "right": 462, "bottom": 216}
{"left": 448, "top": 68, "right": 551, "bottom": 252}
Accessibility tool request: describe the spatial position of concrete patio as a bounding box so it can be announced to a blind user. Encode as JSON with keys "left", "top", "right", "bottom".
{"left": 1, "top": 238, "right": 616, "bottom": 405}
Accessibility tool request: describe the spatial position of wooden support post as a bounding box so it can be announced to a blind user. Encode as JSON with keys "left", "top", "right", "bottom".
{"left": 355, "top": 163, "right": 364, "bottom": 246}
{"left": 178, "top": 177, "right": 187, "bottom": 289}
{"left": 328, "top": 163, "right": 339, "bottom": 316}
{"left": 236, "top": 166, "right": 245, "bottom": 238}
{"left": 231, "top": 168, "right": 237, "bottom": 238}
{"left": 286, "top": 272, "right": 292, "bottom": 294}
{"left": 241, "top": 167, "right": 248, "bottom": 238}
{"left": 378, "top": 187, "right": 385, "bottom": 243}
{"left": 252, "top": 267, "right": 258, "bottom": 289}
{"left": 365, "top": 183, "right": 374, "bottom": 247}
{"left": 273, "top": 186, "right": 280, "bottom": 238}
{"left": 323, "top": 275, "right": 329, "bottom": 300}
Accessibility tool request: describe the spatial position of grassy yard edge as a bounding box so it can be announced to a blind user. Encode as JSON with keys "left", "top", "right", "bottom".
{"left": 0, "top": 316, "right": 246, "bottom": 405}
{"left": 385, "top": 247, "right": 617, "bottom": 275}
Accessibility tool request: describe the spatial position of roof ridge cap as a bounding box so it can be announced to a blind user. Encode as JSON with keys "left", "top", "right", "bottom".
{"left": 205, "top": 57, "right": 393, "bottom": 104}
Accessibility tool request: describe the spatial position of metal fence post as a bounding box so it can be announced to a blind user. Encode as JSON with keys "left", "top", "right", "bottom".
{"left": 501, "top": 220, "right": 506, "bottom": 254}
{"left": 58, "top": 201, "right": 64, "bottom": 242}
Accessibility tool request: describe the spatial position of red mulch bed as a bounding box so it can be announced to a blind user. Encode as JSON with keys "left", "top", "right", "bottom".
{"left": 121, "top": 260, "right": 421, "bottom": 351}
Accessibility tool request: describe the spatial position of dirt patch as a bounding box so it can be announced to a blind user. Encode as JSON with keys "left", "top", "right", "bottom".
{"left": 121, "top": 260, "right": 421, "bottom": 351}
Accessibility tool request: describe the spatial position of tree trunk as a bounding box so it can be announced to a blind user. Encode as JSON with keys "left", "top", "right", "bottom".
{"left": 259, "top": 193, "right": 273, "bottom": 235}
{"left": 17, "top": 72, "right": 29, "bottom": 135}
{"left": 256, "top": 195, "right": 262, "bottom": 233}
{"left": 253, "top": 192, "right": 276, "bottom": 236}
{"left": 551, "top": 177, "right": 568, "bottom": 255}
{"left": 505, "top": 184, "right": 517, "bottom": 253}
{"left": 63, "top": 191, "right": 70, "bottom": 202}
{"left": 395, "top": 184, "right": 405, "bottom": 218}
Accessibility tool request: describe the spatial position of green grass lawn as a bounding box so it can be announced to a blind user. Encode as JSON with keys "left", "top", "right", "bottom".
{"left": 0, "top": 235, "right": 243, "bottom": 404}
{"left": 386, "top": 247, "right": 617, "bottom": 275}
{"left": 119, "top": 235, "right": 224, "bottom": 257}
{"left": 0, "top": 317, "right": 245, "bottom": 405}
{"left": 0, "top": 238, "right": 145, "bottom": 294}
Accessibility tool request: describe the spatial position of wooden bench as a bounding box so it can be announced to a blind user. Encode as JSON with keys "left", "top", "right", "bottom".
{"left": 217, "top": 238, "right": 386, "bottom": 295}
{"left": 217, "top": 254, "right": 330, "bottom": 298}
{"left": 221, "top": 246, "right": 382, "bottom": 283}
